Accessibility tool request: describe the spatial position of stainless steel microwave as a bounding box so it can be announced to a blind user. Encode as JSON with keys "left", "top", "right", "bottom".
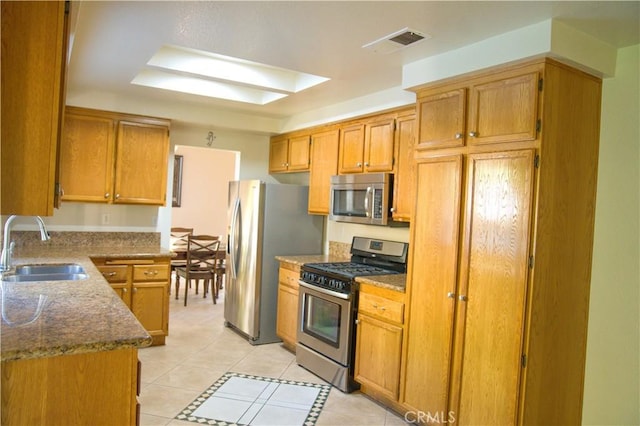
{"left": 329, "top": 173, "right": 393, "bottom": 225}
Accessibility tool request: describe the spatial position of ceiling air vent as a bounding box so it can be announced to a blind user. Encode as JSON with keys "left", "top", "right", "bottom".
{"left": 362, "top": 27, "right": 430, "bottom": 54}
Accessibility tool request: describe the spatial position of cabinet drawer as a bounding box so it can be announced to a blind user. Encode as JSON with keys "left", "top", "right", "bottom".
{"left": 359, "top": 292, "right": 404, "bottom": 325}
{"left": 279, "top": 266, "right": 300, "bottom": 289}
{"left": 96, "top": 265, "right": 128, "bottom": 283}
{"left": 133, "top": 264, "right": 170, "bottom": 282}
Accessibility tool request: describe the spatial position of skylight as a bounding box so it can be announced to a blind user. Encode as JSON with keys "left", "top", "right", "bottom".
{"left": 131, "top": 45, "right": 329, "bottom": 105}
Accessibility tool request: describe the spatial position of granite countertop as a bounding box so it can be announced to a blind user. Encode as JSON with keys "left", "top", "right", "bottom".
{"left": 275, "top": 254, "right": 406, "bottom": 292}
{"left": 0, "top": 245, "right": 170, "bottom": 362}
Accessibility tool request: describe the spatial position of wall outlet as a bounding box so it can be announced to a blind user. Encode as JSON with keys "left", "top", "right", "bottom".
{"left": 101, "top": 213, "right": 110, "bottom": 225}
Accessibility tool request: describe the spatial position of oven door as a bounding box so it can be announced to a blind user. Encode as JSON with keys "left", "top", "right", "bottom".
{"left": 297, "top": 280, "right": 353, "bottom": 366}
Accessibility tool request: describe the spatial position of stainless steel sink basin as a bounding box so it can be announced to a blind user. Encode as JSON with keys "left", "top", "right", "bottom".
{"left": 15, "top": 264, "right": 86, "bottom": 276}
{"left": 2, "top": 263, "right": 88, "bottom": 282}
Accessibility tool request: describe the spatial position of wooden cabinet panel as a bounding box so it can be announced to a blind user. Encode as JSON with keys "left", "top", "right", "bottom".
{"left": 355, "top": 314, "right": 403, "bottom": 401}
{"left": 1, "top": 348, "right": 139, "bottom": 425}
{"left": 269, "top": 136, "right": 289, "bottom": 172}
{"left": 402, "top": 155, "right": 463, "bottom": 414}
{"left": 60, "top": 113, "right": 115, "bottom": 202}
{"left": 467, "top": 72, "right": 539, "bottom": 145}
{"left": 338, "top": 123, "right": 365, "bottom": 173}
{"left": 287, "top": 135, "right": 311, "bottom": 171}
{"left": 60, "top": 107, "right": 170, "bottom": 206}
{"left": 308, "top": 129, "right": 339, "bottom": 215}
{"left": 417, "top": 89, "right": 466, "bottom": 150}
{"left": 114, "top": 121, "right": 169, "bottom": 205}
{"left": 92, "top": 257, "right": 170, "bottom": 346}
{"left": 451, "top": 150, "right": 535, "bottom": 425}
{"left": 391, "top": 114, "right": 415, "bottom": 222}
{"left": 364, "top": 118, "right": 395, "bottom": 172}
{"left": 276, "top": 262, "right": 301, "bottom": 351}
{"left": 1, "top": 1, "right": 70, "bottom": 215}
{"left": 359, "top": 292, "right": 404, "bottom": 324}
{"left": 268, "top": 135, "right": 310, "bottom": 173}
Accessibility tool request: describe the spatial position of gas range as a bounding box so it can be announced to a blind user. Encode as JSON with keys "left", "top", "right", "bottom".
{"left": 300, "top": 237, "right": 409, "bottom": 295}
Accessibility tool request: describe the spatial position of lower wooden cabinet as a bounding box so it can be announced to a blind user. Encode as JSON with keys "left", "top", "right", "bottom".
{"left": 1, "top": 347, "right": 141, "bottom": 425}
{"left": 354, "top": 283, "right": 405, "bottom": 408}
{"left": 276, "top": 261, "right": 301, "bottom": 351}
{"left": 93, "top": 257, "right": 170, "bottom": 346}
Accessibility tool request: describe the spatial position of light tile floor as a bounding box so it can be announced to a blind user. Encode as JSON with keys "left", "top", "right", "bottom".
{"left": 138, "top": 282, "right": 409, "bottom": 426}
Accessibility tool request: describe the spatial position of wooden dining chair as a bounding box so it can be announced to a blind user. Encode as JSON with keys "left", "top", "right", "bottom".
{"left": 175, "top": 235, "right": 220, "bottom": 306}
{"left": 169, "top": 227, "right": 193, "bottom": 283}
{"left": 204, "top": 248, "right": 225, "bottom": 304}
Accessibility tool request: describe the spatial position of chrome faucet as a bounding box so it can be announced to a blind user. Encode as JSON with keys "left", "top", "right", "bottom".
{"left": 0, "top": 215, "right": 50, "bottom": 272}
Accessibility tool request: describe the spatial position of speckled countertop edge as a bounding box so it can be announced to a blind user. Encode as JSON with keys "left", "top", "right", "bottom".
{"left": 0, "top": 245, "right": 171, "bottom": 362}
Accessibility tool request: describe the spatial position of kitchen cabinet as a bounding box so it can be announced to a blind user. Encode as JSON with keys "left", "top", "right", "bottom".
{"left": 416, "top": 70, "right": 539, "bottom": 150}
{"left": 2, "top": 347, "right": 140, "bottom": 425}
{"left": 390, "top": 112, "right": 415, "bottom": 222}
{"left": 60, "top": 107, "right": 170, "bottom": 206}
{"left": 0, "top": 1, "right": 71, "bottom": 216}
{"left": 401, "top": 58, "right": 602, "bottom": 425}
{"left": 307, "top": 128, "right": 340, "bottom": 215}
{"left": 276, "top": 261, "right": 301, "bottom": 351}
{"left": 337, "top": 117, "right": 395, "bottom": 174}
{"left": 269, "top": 134, "right": 311, "bottom": 173}
{"left": 355, "top": 284, "right": 405, "bottom": 405}
{"left": 93, "top": 257, "right": 171, "bottom": 346}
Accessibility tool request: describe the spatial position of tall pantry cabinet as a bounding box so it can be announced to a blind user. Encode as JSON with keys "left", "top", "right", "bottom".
{"left": 401, "top": 58, "right": 602, "bottom": 425}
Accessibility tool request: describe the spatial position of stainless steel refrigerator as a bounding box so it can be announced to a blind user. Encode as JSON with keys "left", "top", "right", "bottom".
{"left": 224, "top": 180, "right": 323, "bottom": 345}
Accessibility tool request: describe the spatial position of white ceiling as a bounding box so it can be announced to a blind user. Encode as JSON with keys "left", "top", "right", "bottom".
{"left": 67, "top": 1, "right": 640, "bottom": 126}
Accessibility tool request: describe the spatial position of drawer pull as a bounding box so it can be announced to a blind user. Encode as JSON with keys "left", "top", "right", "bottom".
{"left": 103, "top": 271, "right": 117, "bottom": 277}
{"left": 144, "top": 270, "right": 159, "bottom": 276}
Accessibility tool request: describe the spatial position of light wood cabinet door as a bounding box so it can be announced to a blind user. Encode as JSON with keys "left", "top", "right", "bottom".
{"left": 276, "top": 263, "right": 301, "bottom": 350}
{"left": 269, "top": 136, "right": 289, "bottom": 172}
{"left": 131, "top": 281, "right": 168, "bottom": 342}
{"left": 0, "top": 1, "right": 69, "bottom": 215}
{"left": 355, "top": 313, "right": 403, "bottom": 401}
{"left": 364, "top": 118, "right": 395, "bottom": 172}
{"left": 467, "top": 72, "right": 539, "bottom": 145}
{"left": 417, "top": 89, "right": 466, "bottom": 150}
{"left": 402, "top": 155, "right": 463, "bottom": 415}
{"left": 338, "top": 123, "right": 365, "bottom": 173}
{"left": 308, "top": 129, "right": 339, "bottom": 215}
{"left": 450, "top": 149, "right": 535, "bottom": 425}
{"left": 391, "top": 114, "right": 415, "bottom": 222}
{"left": 114, "top": 121, "right": 169, "bottom": 205}
{"left": 60, "top": 113, "right": 116, "bottom": 202}
{"left": 287, "top": 135, "right": 311, "bottom": 171}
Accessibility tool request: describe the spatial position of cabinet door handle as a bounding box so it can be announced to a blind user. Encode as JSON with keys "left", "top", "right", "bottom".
{"left": 123, "top": 288, "right": 127, "bottom": 293}
{"left": 459, "top": 295, "right": 468, "bottom": 302}
{"left": 356, "top": 162, "right": 362, "bottom": 167}
{"left": 447, "top": 292, "right": 456, "bottom": 299}
{"left": 104, "top": 192, "right": 110, "bottom": 199}
{"left": 364, "top": 162, "right": 369, "bottom": 167}
{"left": 455, "top": 133, "right": 463, "bottom": 139}
{"left": 468, "top": 131, "right": 478, "bottom": 137}
{"left": 133, "top": 287, "right": 138, "bottom": 293}
{"left": 115, "top": 193, "right": 120, "bottom": 199}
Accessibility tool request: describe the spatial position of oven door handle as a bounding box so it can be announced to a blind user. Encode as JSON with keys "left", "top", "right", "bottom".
{"left": 298, "top": 280, "right": 351, "bottom": 300}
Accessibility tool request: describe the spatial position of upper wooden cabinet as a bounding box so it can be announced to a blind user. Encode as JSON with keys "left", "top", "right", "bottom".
{"left": 0, "top": 1, "right": 71, "bottom": 216}
{"left": 338, "top": 118, "right": 395, "bottom": 174}
{"left": 416, "top": 70, "right": 540, "bottom": 150}
{"left": 391, "top": 113, "right": 415, "bottom": 222}
{"left": 60, "top": 107, "right": 170, "bottom": 206}
{"left": 308, "top": 129, "right": 340, "bottom": 215}
{"left": 269, "top": 134, "right": 311, "bottom": 173}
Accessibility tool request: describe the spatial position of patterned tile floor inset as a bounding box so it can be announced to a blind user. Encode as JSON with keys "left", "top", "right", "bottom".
{"left": 176, "top": 372, "right": 331, "bottom": 426}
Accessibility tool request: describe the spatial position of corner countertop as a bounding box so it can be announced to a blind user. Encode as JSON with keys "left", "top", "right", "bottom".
{"left": 275, "top": 254, "right": 406, "bottom": 292}
{"left": 0, "top": 246, "right": 170, "bottom": 362}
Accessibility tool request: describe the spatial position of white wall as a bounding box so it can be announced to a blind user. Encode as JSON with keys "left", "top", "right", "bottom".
{"left": 583, "top": 44, "right": 639, "bottom": 425}
{"left": 171, "top": 146, "right": 237, "bottom": 238}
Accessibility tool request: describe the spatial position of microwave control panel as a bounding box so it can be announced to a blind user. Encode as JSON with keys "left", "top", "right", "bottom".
{"left": 373, "top": 188, "right": 383, "bottom": 219}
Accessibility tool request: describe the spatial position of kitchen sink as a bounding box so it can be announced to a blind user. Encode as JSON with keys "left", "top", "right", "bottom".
{"left": 1, "top": 263, "right": 88, "bottom": 282}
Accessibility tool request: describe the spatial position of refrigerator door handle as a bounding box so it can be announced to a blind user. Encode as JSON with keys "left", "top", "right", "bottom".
{"left": 229, "top": 197, "right": 241, "bottom": 279}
